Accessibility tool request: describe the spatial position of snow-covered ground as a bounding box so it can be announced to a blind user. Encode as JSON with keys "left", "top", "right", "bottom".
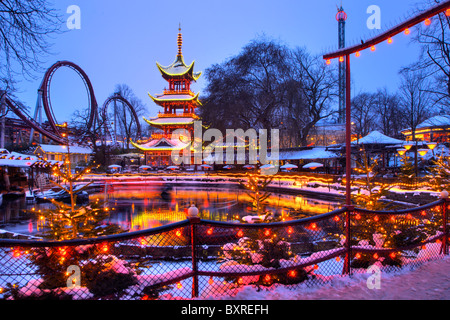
{"left": 213, "top": 256, "right": 450, "bottom": 300}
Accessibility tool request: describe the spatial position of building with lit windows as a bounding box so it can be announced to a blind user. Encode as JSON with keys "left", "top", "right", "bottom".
{"left": 401, "top": 115, "right": 450, "bottom": 143}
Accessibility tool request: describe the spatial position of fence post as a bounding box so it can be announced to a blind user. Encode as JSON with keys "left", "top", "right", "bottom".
{"left": 343, "top": 206, "right": 354, "bottom": 275}
{"left": 441, "top": 192, "right": 449, "bottom": 256}
{"left": 189, "top": 216, "right": 200, "bottom": 298}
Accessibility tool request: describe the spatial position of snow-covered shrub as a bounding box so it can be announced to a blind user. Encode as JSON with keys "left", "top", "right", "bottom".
{"left": 220, "top": 233, "right": 312, "bottom": 286}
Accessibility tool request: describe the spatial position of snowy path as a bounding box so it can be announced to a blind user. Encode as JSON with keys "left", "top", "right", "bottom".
{"left": 219, "top": 256, "right": 450, "bottom": 300}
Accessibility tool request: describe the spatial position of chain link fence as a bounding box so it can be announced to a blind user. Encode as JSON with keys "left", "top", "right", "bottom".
{"left": 0, "top": 200, "right": 448, "bottom": 300}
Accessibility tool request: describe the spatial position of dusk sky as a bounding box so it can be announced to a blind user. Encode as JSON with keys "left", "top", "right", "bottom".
{"left": 14, "top": 0, "right": 429, "bottom": 124}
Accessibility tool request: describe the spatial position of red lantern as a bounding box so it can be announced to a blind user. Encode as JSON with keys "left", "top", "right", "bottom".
{"left": 336, "top": 10, "right": 347, "bottom": 22}
{"left": 288, "top": 270, "right": 297, "bottom": 278}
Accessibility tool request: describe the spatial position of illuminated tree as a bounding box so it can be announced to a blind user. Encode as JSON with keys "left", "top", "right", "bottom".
{"left": 427, "top": 153, "right": 450, "bottom": 192}
{"left": 351, "top": 148, "right": 390, "bottom": 211}
{"left": 397, "top": 152, "right": 415, "bottom": 186}
{"left": 240, "top": 171, "right": 274, "bottom": 216}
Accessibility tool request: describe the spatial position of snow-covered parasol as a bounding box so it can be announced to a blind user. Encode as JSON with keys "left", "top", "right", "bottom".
{"left": 303, "top": 162, "right": 324, "bottom": 170}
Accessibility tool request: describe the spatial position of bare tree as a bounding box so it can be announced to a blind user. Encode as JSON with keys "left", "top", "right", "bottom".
{"left": 411, "top": 0, "right": 450, "bottom": 111}
{"left": 112, "top": 84, "right": 147, "bottom": 151}
{"left": 200, "top": 37, "right": 290, "bottom": 134}
{"left": 289, "top": 47, "right": 338, "bottom": 146}
{"left": 372, "top": 88, "right": 405, "bottom": 139}
{"left": 0, "top": 0, "right": 63, "bottom": 90}
{"left": 351, "top": 92, "right": 378, "bottom": 141}
{"left": 398, "top": 69, "right": 434, "bottom": 141}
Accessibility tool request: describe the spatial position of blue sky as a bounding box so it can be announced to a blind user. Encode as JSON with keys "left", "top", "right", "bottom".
{"left": 14, "top": 0, "right": 427, "bottom": 124}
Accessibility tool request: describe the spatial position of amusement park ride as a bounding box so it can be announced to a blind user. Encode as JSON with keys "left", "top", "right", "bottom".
{"left": 3, "top": 61, "right": 142, "bottom": 147}
{"left": 323, "top": 0, "right": 450, "bottom": 206}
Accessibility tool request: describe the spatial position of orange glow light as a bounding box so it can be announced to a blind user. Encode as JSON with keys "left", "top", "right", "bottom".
{"left": 207, "top": 228, "right": 214, "bottom": 236}
{"left": 355, "top": 51, "right": 360, "bottom": 58}
{"left": 370, "top": 45, "right": 376, "bottom": 51}
{"left": 404, "top": 28, "right": 410, "bottom": 35}
{"left": 237, "top": 230, "right": 244, "bottom": 238}
{"left": 339, "top": 56, "right": 344, "bottom": 62}
{"left": 425, "top": 18, "right": 431, "bottom": 26}
{"left": 446, "top": 8, "right": 450, "bottom": 17}
{"left": 175, "top": 230, "right": 182, "bottom": 237}
{"left": 326, "top": 59, "right": 331, "bottom": 65}
{"left": 387, "top": 37, "right": 393, "bottom": 44}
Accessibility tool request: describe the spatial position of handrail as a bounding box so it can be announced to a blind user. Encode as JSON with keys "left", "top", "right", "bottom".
{"left": 0, "top": 197, "right": 447, "bottom": 300}
{"left": 200, "top": 208, "right": 348, "bottom": 229}
{"left": 353, "top": 199, "right": 444, "bottom": 215}
{"left": 0, "top": 220, "right": 190, "bottom": 248}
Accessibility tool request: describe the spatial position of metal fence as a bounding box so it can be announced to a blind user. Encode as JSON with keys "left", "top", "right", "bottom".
{"left": 0, "top": 198, "right": 448, "bottom": 300}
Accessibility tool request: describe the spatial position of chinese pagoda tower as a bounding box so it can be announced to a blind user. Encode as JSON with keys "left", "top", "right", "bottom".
{"left": 132, "top": 27, "right": 202, "bottom": 167}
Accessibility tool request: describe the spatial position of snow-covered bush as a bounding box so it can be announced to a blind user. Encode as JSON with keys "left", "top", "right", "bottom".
{"left": 220, "top": 233, "right": 312, "bottom": 286}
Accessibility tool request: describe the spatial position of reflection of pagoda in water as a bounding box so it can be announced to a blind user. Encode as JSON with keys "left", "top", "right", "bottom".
{"left": 132, "top": 26, "right": 202, "bottom": 167}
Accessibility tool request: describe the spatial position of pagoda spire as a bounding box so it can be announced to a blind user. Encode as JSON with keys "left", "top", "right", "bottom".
{"left": 177, "top": 23, "right": 183, "bottom": 57}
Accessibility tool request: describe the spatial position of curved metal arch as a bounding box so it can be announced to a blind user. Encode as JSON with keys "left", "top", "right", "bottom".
{"left": 101, "top": 93, "right": 142, "bottom": 143}
{"left": 5, "top": 97, "right": 66, "bottom": 145}
{"left": 40, "top": 60, "right": 98, "bottom": 137}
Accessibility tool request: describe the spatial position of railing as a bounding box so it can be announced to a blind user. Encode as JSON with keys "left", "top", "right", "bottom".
{"left": 0, "top": 198, "right": 448, "bottom": 300}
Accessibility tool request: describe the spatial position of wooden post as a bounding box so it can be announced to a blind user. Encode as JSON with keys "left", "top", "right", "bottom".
{"left": 189, "top": 217, "right": 200, "bottom": 298}
{"left": 441, "top": 192, "right": 449, "bottom": 255}
{"left": 343, "top": 205, "right": 354, "bottom": 275}
{"left": 345, "top": 54, "right": 352, "bottom": 206}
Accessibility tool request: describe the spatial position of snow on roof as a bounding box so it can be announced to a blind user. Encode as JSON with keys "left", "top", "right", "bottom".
{"left": 0, "top": 159, "right": 38, "bottom": 168}
{"left": 401, "top": 115, "right": 450, "bottom": 133}
{"left": 36, "top": 144, "right": 93, "bottom": 154}
{"left": 417, "top": 115, "right": 450, "bottom": 129}
{"left": 132, "top": 136, "right": 191, "bottom": 151}
{"left": 146, "top": 117, "right": 195, "bottom": 126}
{"left": 279, "top": 147, "right": 339, "bottom": 161}
{"left": 353, "top": 131, "right": 404, "bottom": 145}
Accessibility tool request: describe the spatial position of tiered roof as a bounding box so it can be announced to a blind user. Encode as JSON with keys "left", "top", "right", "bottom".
{"left": 133, "top": 26, "right": 201, "bottom": 153}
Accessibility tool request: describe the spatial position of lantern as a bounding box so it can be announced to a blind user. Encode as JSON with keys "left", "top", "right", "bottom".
{"left": 418, "top": 149, "right": 429, "bottom": 157}
{"left": 187, "top": 204, "right": 199, "bottom": 218}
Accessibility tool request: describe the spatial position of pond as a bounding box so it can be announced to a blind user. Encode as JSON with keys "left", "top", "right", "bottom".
{"left": 0, "top": 184, "right": 342, "bottom": 236}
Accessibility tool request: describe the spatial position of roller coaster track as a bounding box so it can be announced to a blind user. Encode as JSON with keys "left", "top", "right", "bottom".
{"left": 40, "top": 61, "right": 98, "bottom": 137}
{"left": 3, "top": 60, "right": 141, "bottom": 146}
{"left": 102, "top": 93, "right": 142, "bottom": 145}
{"left": 4, "top": 96, "right": 66, "bottom": 145}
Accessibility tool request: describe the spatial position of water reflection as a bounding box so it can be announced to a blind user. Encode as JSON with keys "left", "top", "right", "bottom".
{"left": 95, "top": 185, "right": 341, "bottom": 232}
{"left": 0, "top": 185, "right": 341, "bottom": 235}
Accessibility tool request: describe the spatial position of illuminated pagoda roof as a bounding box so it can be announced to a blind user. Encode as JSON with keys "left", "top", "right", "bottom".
{"left": 156, "top": 26, "right": 202, "bottom": 82}
{"left": 143, "top": 116, "right": 197, "bottom": 127}
{"left": 157, "top": 57, "right": 202, "bottom": 82}
{"left": 130, "top": 136, "right": 191, "bottom": 152}
{"left": 148, "top": 92, "right": 202, "bottom": 107}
